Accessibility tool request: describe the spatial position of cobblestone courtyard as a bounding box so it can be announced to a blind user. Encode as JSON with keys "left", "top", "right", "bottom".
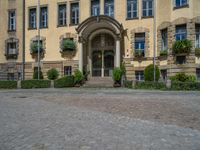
{"left": 0, "top": 88, "right": 200, "bottom": 150}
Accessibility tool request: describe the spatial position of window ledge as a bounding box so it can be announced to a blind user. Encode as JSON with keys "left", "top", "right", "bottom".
{"left": 40, "top": 27, "right": 48, "bottom": 29}
{"left": 69, "top": 23, "right": 79, "bottom": 27}
{"left": 57, "top": 24, "right": 67, "bottom": 28}
{"left": 141, "top": 16, "right": 154, "bottom": 19}
{"left": 173, "top": 4, "right": 189, "bottom": 10}
{"left": 126, "top": 17, "right": 139, "bottom": 21}
{"left": 28, "top": 28, "right": 37, "bottom": 30}
{"left": 7, "top": 30, "right": 16, "bottom": 33}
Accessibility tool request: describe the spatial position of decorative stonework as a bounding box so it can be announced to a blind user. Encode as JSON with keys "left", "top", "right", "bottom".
{"left": 5, "top": 37, "right": 19, "bottom": 59}
{"left": 59, "top": 33, "right": 78, "bottom": 59}
{"left": 131, "top": 27, "right": 150, "bottom": 58}
{"left": 30, "top": 36, "right": 46, "bottom": 59}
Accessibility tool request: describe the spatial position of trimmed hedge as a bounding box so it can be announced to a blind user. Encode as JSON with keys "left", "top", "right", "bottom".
{"left": 0, "top": 81, "right": 17, "bottom": 89}
{"left": 124, "top": 80, "right": 133, "bottom": 88}
{"left": 135, "top": 81, "right": 166, "bottom": 90}
{"left": 171, "top": 81, "right": 200, "bottom": 91}
{"left": 144, "top": 64, "right": 160, "bottom": 81}
{"left": 21, "top": 80, "right": 51, "bottom": 89}
{"left": 54, "top": 76, "right": 74, "bottom": 88}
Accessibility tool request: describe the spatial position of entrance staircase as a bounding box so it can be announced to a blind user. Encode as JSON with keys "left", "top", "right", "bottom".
{"left": 84, "top": 77, "right": 113, "bottom": 88}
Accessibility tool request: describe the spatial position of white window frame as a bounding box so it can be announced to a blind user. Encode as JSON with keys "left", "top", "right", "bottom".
{"left": 104, "top": 0, "right": 114, "bottom": 17}
{"left": 174, "top": 0, "right": 188, "bottom": 7}
{"left": 161, "top": 29, "right": 168, "bottom": 50}
{"left": 142, "top": 0, "right": 153, "bottom": 17}
{"left": 135, "top": 71, "right": 144, "bottom": 81}
{"left": 196, "top": 25, "right": 200, "bottom": 48}
{"left": 71, "top": 2, "right": 79, "bottom": 25}
{"left": 8, "top": 10, "right": 16, "bottom": 31}
{"left": 127, "top": 0, "right": 137, "bottom": 19}
{"left": 58, "top": 4, "right": 67, "bottom": 26}
{"left": 29, "top": 8, "right": 37, "bottom": 29}
{"left": 91, "top": 0, "right": 100, "bottom": 16}
{"left": 40, "top": 7, "right": 48, "bottom": 28}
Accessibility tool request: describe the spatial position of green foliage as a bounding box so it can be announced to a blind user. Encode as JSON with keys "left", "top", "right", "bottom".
{"left": 0, "top": 81, "right": 17, "bottom": 89}
{"left": 47, "top": 68, "right": 59, "bottom": 80}
{"left": 112, "top": 67, "right": 122, "bottom": 82}
{"left": 30, "top": 42, "right": 43, "bottom": 54}
{"left": 124, "top": 80, "right": 133, "bottom": 88}
{"left": 144, "top": 64, "right": 160, "bottom": 81}
{"left": 170, "top": 73, "right": 196, "bottom": 82}
{"left": 172, "top": 39, "right": 192, "bottom": 54}
{"left": 74, "top": 69, "right": 84, "bottom": 85}
{"left": 21, "top": 80, "right": 51, "bottom": 89}
{"left": 171, "top": 82, "right": 200, "bottom": 91}
{"left": 33, "top": 70, "right": 44, "bottom": 80}
{"left": 61, "top": 39, "right": 76, "bottom": 51}
{"left": 195, "top": 48, "right": 200, "bottom": 57}
{"left": 160, "top": 50, "right": 168, "bottom": 57}
{"left": 135, "top": 81, "right": 166, "bottom": 90}
{"left": 134, "top": 50, "right": 144, "bottom": 57}
{"left": 121, "top": 62, "right": 126, "bottom": 75}
{"left": 54, "top": 76, "right": 74, "bottom": 88}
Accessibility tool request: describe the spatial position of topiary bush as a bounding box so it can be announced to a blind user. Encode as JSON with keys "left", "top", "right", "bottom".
{"left": 112, "top": 67, "right": 122, "bottom": 83}
{"left": 0, "top": 81, "right": 17, "bottom": 89}
{"left": 74, "top": 69, "right": 84, "bottom": 86}
{"left": 172, "top": 39, "right": 192, "bottom": 55}
{"left": 54, "top": 76, "right": 74, "bottom": 88}
{"left": 124, "top": 80, "right": 133, "bottom": 88}
{"left": 47, "top": 68, "right": 59, "bottom": 80}
{"left": 21, "top": 80, "right": 51, "bottom": 89}
{"left": 144, "top": 64, "right": 160, "bottom": 81}
{"left": 170, "top": 73, "right": 196, "bottom": 82}
{"left": 135, "top": 81, "right": 166, "bottom": 90}
{"left": 33, "top": 70, "right": 44, "bottom": 80}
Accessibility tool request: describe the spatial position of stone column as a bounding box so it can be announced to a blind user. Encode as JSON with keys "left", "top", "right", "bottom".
{"left": 79, "top": 41, "right": 83, "bottom": 72}
{"left": 116, "top": 40, "right": 121, "bottom": 67}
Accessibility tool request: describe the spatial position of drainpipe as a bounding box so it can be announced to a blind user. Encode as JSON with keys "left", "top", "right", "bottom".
{"left": 22, "top": 0, "right": 25, "bottom": 80}
{"left": 153, "top": 0, "right": 157, "bottom": 82}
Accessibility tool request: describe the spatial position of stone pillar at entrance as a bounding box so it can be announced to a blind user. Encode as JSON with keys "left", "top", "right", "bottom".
{"left": 79, "top": 41, "right": 83, "bottom": 72}
{"left": 116, "top": 40, "right": 121, "bottom": 67}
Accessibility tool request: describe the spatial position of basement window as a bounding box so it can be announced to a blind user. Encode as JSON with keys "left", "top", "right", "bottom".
{"left": 176, "top": 56, "right": 186, "bottom": 64}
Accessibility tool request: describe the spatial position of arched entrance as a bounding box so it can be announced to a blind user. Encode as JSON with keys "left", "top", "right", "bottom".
{"left": 76, "top": 15, "right": 124, "bottom": 77}
{"left": 91, "top": 33, "right": 114, "bottom": 77}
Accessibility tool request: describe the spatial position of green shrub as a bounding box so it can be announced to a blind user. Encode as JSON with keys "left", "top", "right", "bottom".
{"left": 33, "top": 70, "right": 44, "bottom": 80}
{"left": 171, "top": 81, "right": 200, "bottom": 91}
{"left": 0, "top": 81, "right": 17, "bottom": 89}
{"left": 124, "top": 80, "right": 133, "bottom": 88}
{"left": 21, "top": 80, "right": 51, "bottom": 89}
{"left": 170, "top": 73, "right": 196, "bottom": 82}
{"left": 121, "top": 62, "right": 126, "bottom": 75}
{"left": 144, "top": 64, "right": 160, "bottom": 81}
{"left": 54, "top": 76, "right": 74, "bottom": 88}
{"left": 134, "top": 50, "right": 144, "bottom": 57}
{"left": 74, "top": 69, "right": 84, "bottom": 85}
{"left": 172, "top": 39, "right": 192, "bottom": 54}
{"left": 61, "top": 39, "right": 76, "bottom": 51}
{"left": 195, "top": 48, "right": 200, "bottom": 57}
{"left": 47, "top": 68, "right": 59, "bottom": 80}
{"left": 160, "top": 50, "right": 168, "bottom": 57}
{"left": 30, "top": 42, "right": 43, "bottom": 54}
{"left": 135, "top": 81, "right": 166, "bottom": 90}
{"left": 112, "top": 67, "right": 122, "bottom": 83}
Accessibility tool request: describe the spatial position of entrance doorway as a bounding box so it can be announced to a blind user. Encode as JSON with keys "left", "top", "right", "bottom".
{"left": 92, "top": 50, "right": 114, "bottom": 77}
{"left": 91, "top": 33, "right": 115, "bottom": 77}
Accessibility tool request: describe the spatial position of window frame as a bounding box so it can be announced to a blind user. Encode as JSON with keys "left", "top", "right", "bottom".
{"left": 8, "top": 9, "right": 16, "bottom": 32}
{"left": 91, "top": 0, "right": 100, "bottom": 16}
{"left": 104, "top": 0, "right": 114, "bottom": 18}
{"left": 174, "top": 0, "right": 188, "bottom": 9}
{"left": 196, "top": 68, "right": 200, "bottom": 81}
{"left": 70, "top": 2, "right": 79, "bottom": 25}
{"left": 142, "top": 0, "right": 153, "bottom": 18}
{"left": 57, "top": 3, "right": 67, "bottom": 27}
{"left": 135, "top": 71, "right": 144, "bottom": 81}
{"left": 29, "top": 7, "right": 37, "bottom": 29}
{"left": 196, "top": 24, "right": 200, "bottom": 48}
{"left": 161, "top": 28, "right": 168, "bottom": 51}
{"left": 135, "top": 33, "right": 145, "bottom": 52}
{"left": 175, "top": 25, "right": 187, "bottom": 41}
{"left": 64, "top": 66, "right": 72, "bottom": 76}
{"left": 126, "top": 0, "right": 138, "bottom": 19}
{"left": 176, "top": 55, "right": 186, "bottom": 64}
{"left": 40, "top": 6, "right": 48, "bottom": 28}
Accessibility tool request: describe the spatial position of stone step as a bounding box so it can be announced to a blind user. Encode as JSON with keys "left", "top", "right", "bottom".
{"left": 84, "top": 77, "right": 113, "bottom": 88}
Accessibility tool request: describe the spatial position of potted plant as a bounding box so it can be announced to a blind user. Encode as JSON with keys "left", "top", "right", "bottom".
{"left": 134, "top": 50, "right": 144, "bottom": 58}
{"left": 112, "top": 67, "right": 122, "bottom": 87}
{"left": 74, "top": 69, "right": 84, "bottom": 87}
{"left": 30, "top": 42, "right": 43, "bottom": 54}
{"left": 172, "top": 39, "right": 192, "bottom": 55}
{"left": 160, "top": 49, "right": 168, "bottom": 57}
{"left": 61, "top": 39, "right": 76, "bottom": 51}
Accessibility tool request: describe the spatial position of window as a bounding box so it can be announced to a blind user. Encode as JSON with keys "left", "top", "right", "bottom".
{"left": 175, "top": 25, "right": 187, "bottom": 41}
{"left": 104, "top": 0, "right": 114, "bottom": 17}
{"left": 161, "top": 69, "right": 167, "bottom": 81}
{"left": 135, "top": 33, "right": 145, "bottom": 56}
{"left": 196, "top": 69, "right": 200, "bottom": 81}
{"left": 7, "top": 73, "right": 15, "bottom": 81}
{"left": 7, "top": 42, "right": 17, "bottom": 55}
{"left": 29, "top": 8, "right": 37, "bottom": 29}
{"left": 196, "top": 25, "right": 200, "bottom": 48}
{"left": 135, "top": 71, "right": 144, "bottom": 81}
{"left": 175, "top": 0, "right": 188, "bottom": 7}
{"left": 127, "top": 0, "right": 137, "bottom": 19}
{"left": 91, "top": 0, "right": 100, "bottom": 16}
{"left": 8, "top": 10, "right": 16, "bottom": 31}
{"left": 161, "top": 29, "right": 168, "bottom": 50}
{"left": 58, "top": 4, "right": 67, "bottom": 26}
{"left": 71, "top": 3, "right": 79, "bottom": 25}
{"left": 142, "top": 0, "right": 153, "bottom": 17}
{"left": 176, "top": 56, "right": 186, "bottom": 64}
{"left": 40, "top": 7, "right": 48, "bottom": 28}
{"left": 64, "top": 66, "right": 72, "bottom": 76}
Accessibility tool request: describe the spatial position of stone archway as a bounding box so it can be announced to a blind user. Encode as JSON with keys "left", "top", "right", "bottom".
{"left": 76, "top": 15, "right": 124, "bottom": 75}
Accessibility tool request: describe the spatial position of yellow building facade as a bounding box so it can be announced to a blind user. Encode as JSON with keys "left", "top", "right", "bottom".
{"left": 1, "top": 0, "right": 200, "bottom": 81}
